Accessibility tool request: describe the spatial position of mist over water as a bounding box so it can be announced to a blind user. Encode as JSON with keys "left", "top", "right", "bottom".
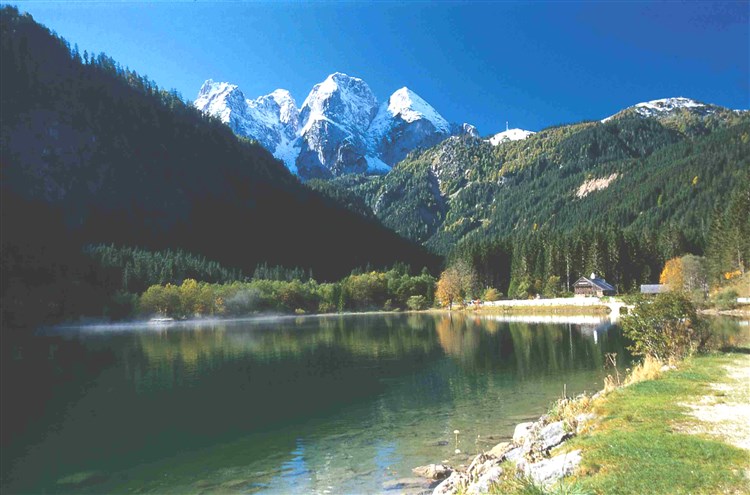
{"left": 4, "top": 313, "right": 743, "bottom": 494}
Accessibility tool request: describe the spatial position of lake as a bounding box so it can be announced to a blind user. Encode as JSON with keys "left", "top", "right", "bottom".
{"left": 0, "top": 313, "right": 662, "bottom": 493}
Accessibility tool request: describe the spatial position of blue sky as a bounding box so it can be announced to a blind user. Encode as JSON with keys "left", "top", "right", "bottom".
{"left": 10, "top": 1, "right": 749, "bottom": 134}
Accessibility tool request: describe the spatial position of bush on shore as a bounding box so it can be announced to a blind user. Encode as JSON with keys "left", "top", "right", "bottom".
{"left": 620, "top": 292, "right": 710, "bottom": 360}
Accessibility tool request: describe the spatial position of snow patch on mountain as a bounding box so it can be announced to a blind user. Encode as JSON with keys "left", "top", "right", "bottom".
{"left": 488, "top": 128, "right": 535, "bottom": 146}
{"left": 365, "top": 155, "right": 391, "bottom": 173}
{"left": 269, "top": 89, "right": 299, "bottom": 127}
{"left": 273, "top": 134, "right": 300, "bottom": 174}
{"left": 601, "top": 97, "right": 709, "bottom": 122}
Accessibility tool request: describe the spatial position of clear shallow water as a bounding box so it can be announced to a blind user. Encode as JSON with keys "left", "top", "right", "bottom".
{"left": 2, "top": 312, "right": 706, "bottom": 494}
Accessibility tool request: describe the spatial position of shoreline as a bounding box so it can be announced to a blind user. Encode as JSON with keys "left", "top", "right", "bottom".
{"left": 411, "top": 342, "right": 750, "bottom": 495}
{"left": 41, "top": 305, "right": 620, "bottom": 334}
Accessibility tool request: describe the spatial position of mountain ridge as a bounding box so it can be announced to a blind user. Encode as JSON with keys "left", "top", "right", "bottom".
{"left": 194, "top": 72, "right": 478, "bottom": 179}
{"left": 311, "top": 98, "right": 750, "bottom": 256}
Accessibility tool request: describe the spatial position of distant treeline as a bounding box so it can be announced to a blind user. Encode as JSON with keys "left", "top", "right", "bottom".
{"left": 139, "top": 267, "right": 436, "bottom": 318}
{"left": 449, "top": 179, "right": 750, "bottom": 299}
{"left": 86, "top": 244, "right": 247, "bottom": 294}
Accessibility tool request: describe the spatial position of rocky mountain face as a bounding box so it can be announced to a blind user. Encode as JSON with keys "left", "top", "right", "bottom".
{"left": 194, "top": 73, "right": 477, "bottom": 179}
{"left": 194, "top": 82, "right": 301, "bottom": 172}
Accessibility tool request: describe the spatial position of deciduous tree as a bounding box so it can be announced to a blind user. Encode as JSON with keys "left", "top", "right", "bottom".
{"left": 436, "top": 261, "right": 477, "bottom": 309}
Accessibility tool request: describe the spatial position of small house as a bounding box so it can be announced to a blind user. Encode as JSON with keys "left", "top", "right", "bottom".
{"left": 640, "top": 284, "right": 668, "bottom": 295}
{"left": 573, "top": 273, "right": 616, "bottom": 297}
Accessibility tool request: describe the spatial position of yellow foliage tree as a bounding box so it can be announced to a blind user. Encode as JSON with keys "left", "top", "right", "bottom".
{"left": 180, "top": 278, "right": 200, "bottom": 316}
{"left": 436, "top": 260, "right": 477, "bottom": 310}
{"left": 660, "top": 258, "right": 684, "bottom": 290}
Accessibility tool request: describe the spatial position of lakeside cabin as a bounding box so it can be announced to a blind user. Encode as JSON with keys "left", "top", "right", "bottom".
{"left": 573, "top": 273, "right": 616, "bottom": 297}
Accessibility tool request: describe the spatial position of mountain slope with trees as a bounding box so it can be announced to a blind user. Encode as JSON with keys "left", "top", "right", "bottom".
{"left": 315, "top": 101, "right": 749, "bottom": 295}
{"left": 0, "top": 7, "right": 439, "bottom": 326}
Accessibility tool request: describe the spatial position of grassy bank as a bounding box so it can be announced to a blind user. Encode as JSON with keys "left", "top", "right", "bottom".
{"left": 489, "top": 345, "right": 750, "bottom": 495}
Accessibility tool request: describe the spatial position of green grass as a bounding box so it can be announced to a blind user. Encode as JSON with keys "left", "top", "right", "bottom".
{"left": 484, "top": 347, "right": 749, "bottom": 494}
{"left": 488, "top": 476, "right": 594, "bottom": 495}
{"left": 563, "top": 349, "right": 750, "bottom": 495}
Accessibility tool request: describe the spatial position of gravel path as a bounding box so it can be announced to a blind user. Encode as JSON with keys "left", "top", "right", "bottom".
{"left": 683, "top": 354, "right": 750, "bottom": 451}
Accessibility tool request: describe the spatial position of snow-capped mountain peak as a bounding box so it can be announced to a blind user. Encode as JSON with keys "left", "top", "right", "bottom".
{"left": 195, "top": 80, "right": 245, "bottom": 124}
{"left": 384, "top": 87, "right": 451, "bottom": 133}
{"left": 266, "top": 89, "right": 299, "bottom": 127}
{"left": 634, "top": 97, "right": 704, "bottom": 114}
{"left": 195, "top": 73, "right": 478, "bottom": 179}
{"left": 488, "top": 128, "right": 535, "bottom": 146}
{"left": 299, "top": 72, "right": 378, "bottom": 135}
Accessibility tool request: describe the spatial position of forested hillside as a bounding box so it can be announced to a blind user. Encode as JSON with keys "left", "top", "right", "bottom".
{"left": 314, "top": 102, "right": 749, "bottom": 295}
{"left": 0, "top": 7, "right": 439, "bottom": 326}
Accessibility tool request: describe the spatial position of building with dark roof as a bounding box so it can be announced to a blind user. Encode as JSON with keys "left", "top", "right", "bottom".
{"left": 573, "top": 273, "right": 616, "bottom": 297}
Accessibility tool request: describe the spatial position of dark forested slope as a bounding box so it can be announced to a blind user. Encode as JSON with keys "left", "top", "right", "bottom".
{"left": 0, "top": 7, "right": 439, "bottom": 325}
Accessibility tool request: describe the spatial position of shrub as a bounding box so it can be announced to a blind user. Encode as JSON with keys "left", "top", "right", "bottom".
{"left": 620, "top": 292, "right": 710, "bottom": 360}
{"left": 483, "top": 287, "right": 501, "bottom": 302}
{"left": 713, "top": 289, "right": 738, "bottom": 310}
{"left": 406, "top": 295, "right": 428, "bottom": 311}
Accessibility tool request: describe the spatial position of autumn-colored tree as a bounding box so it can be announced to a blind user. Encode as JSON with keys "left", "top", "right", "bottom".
{"left": 660, "top": 257, "right": 684, "bottom": 291}
{"left": 436, "top": 260, "right": 478, "bottom": 309}
{"left": 660, "top": 255, "right": 707, "bottom": 296}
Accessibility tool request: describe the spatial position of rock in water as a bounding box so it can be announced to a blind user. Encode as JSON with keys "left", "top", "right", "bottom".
{"left": 382, "top": 477, "right": 433, "bottom": 492}
{"left": 412, "top": 464, "right": 453, "bottom": 480}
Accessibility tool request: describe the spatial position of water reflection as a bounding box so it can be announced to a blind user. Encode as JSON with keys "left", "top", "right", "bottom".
{"left": 5, "top": 314, "right": 743, "bottom": 494}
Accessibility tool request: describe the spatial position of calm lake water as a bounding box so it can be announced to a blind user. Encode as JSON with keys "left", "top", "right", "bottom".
{"left": 2, "top": 313, "right": 744, "bottom": 494}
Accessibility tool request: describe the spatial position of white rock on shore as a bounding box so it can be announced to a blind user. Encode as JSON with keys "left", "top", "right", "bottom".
{"left": 512, "top": 421, "right": 536, "bottom": 444}
{"left": 424, "top": 395, "right": 597, "bottom": 494}
{"left": 432, "top": 471, "right": 470, "bottom": 495}
{"left": 465, "top": 466, "right": 503, "bottom": 495}
{"left": 536, "top": 421, "right": 569, "bottom": 451}
{"left": 521, "top": 449, "right": 583, "bottom": 488}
